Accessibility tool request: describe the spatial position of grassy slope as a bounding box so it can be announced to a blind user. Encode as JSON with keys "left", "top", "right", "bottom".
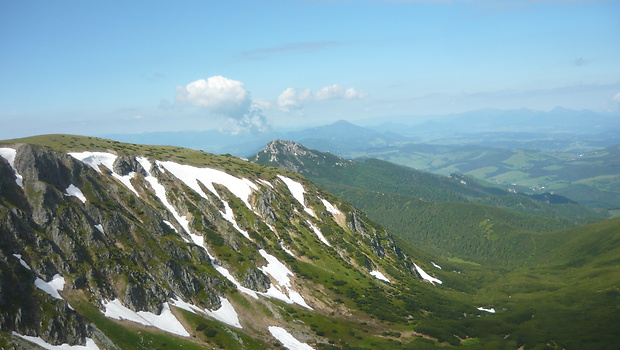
{"left": 4, "top": 135, "right": 619, "bottom": 349}
{"left": 354, "top": 143, "right": 620, "bottom": 210}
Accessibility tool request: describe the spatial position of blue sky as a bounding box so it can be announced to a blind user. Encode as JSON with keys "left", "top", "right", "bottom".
{"left": 1, "top": 0, "right": 618, "bottom": 138}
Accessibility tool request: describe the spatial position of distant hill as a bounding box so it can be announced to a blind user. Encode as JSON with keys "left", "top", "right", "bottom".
{"left": 359, "top": 142, "right": 620, "bottom": 211}
{"left": 251, "top": 140, "right": 603, "bottom": 266}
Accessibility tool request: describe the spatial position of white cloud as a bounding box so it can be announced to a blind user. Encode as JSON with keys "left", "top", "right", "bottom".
{"left": 176, "top": 76, "right": 251, "bottom": 116}
{"left": 614, "top": 92, "right": 620, "bottom": 102}
{"left": 175, "top": 76, "right": 270, "bottom": 134}
{"left": 278, "top": 84, "right": 366, "bottom": 112}
{"left": 315, "top": 84, "right": 368, "bottom": 100}
{"left": 277, "top": 88, "right": 312, "bottom": 112}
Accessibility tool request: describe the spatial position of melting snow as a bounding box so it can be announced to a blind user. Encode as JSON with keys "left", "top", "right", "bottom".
{"left": 307, "top": 221, "right": 330, "bottom": 246}
{"left": 320, "top": 198, "right": 340, "bottom": 215}
{"left": 477, "top": 307, "right": 496, "bottom": 313}
{"left": 258, "top": 179, "right": 273, "bottom": 188}
{"left": 369, "top": 270, "right": 391, "bottom": 283}
{"left": 157, "top": 161, "right": 257, "bottom": 209}
{"left": 94, "top": 224, "right": 104, "bottom": 234}
{"left": 162, "top": 220, "right": 178, "bottom": 233}
{"left": 137, "top": 157, "right": 192, "bottom": 237}
{"left": 268, "top": 326, "right": 314, "bottom": 350}
{"left": 13, "top": 333, "right": 99, "bottom": 350}
{"left": 280, "top": 242, "right": 296, "bottom": 257}
{"left": 35, "top": 274, "right": 65, "bottom": 300}
{"left": 431, "top": 262, "right": 442, "bottom": 269}
{"left": 259, "top": 250, "right": 311, "bottom": 309}
{"left": 220, "top": 201, "right": 251, "bottom": 240}
{"left": 69, "top": 152, "right": 139, "bottom": 195}
{"left": 0, "top": 147, "right": 24, "bottom": 187}
{"left": 103, "top": 299, "right": 189, "bottom": 337}
{"left": 414, "top": 263, "right": 443, "bottom": 285}
{"left": 65, "top": 184, "right": 86, "bottom": 203}
{"left": 13, "top": 254, "right": 31, "bottom": 270}
{"left": 278, "top": 176, "right": 315, "bottom": 217}
{"left": 171, "top": 296, "right": 242, "bottom": 329}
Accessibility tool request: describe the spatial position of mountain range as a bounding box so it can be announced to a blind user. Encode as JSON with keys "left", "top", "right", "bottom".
{"left": 0, "top": 134, "right": 618, "bottom": 349}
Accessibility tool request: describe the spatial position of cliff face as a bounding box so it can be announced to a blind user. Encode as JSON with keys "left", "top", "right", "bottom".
{"left": 0, "top": 137, "right": 444, "bottom": 349}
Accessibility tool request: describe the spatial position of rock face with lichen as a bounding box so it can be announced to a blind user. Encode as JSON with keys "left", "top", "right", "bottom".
{"left": 0, "top": 136, "right": 441, "bottom": 349}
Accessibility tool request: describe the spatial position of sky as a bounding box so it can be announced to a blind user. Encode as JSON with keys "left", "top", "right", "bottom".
{"left": 1, "top": 0, "right": 619, "bottom": 139}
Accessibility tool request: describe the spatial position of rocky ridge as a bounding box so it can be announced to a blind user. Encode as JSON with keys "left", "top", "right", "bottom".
{"left": 0, "top": 136, "right": 449, "bottom": 349}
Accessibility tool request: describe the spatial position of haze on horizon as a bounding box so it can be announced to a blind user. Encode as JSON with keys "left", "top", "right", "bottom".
{"left": 1, "top": 0, "right": 619, "bottom": 140}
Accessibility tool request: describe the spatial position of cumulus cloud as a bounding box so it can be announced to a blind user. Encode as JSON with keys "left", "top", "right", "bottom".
{"left": 175, "top": 76, "right": 270, "bottom": 134}
{"left": 277, "top": 84, "right": 367, "bottom": 112}
{"left": 316, "top": 84, "right": 368, "bottom": 101}
{"left": 176, "top": 76, "right": 251, "bottom": 115}
{"left": 277, "top": 88, "right": 312, "bottom": 112}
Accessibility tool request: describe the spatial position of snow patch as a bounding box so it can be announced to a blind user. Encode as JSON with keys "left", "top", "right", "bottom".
{"left": 268, "top": 326, "right": 314, "bottom": 350}
{"left": 0, "top": 147, "right": 24, "bottom": 187}
{"left": 477, "top": 307, "right": 496, "bottom": 313}
{"left": 157, "top": 161, "right": 257, "bottom": 210}
{"left": 171, "top": 296, "right": 242, "bottom": 328}
{"left": 259, "top": 250, "right": 311, "bottom": 309}
{"left": 137, "top": 157, "right": 192, "bottom": 237}
{"left": 162, "top": 220, "right": 178, "bottom": 233}
{"left": 278, "top": 176, "right": 315, "bottom": 217}
{"left": 320, "top": 198, "right": 340, "bottom": 215}
{"left": 94, "top": 224, "right": 104, "bottom": 234}
{"left": 65, "top": 184, "right": 86, "bottom": 203}
{"left": 13, "top": 254, "right": 31, "bottom": 270}
{"left": 220, "top": 200, "right": 250, "bottom": 240}
{"left": 369, "top": 270, "right": 391, "bottom": 283}
{"left": 258, "top": 179, "right": 273, "bottom": 188}
{"left": 414, "top": 263, "right": 443, "bottom": 285}
{"left": 307, "top": 221, "right": 330, "bottom": 246}
{"left": 69, "top": 152, "right": 139, "bottom": 195}
{"left": 280, "top": 241, "right": 296, "bottom": 257}
{"left": 13, "top": 333, "right": 99, "bottom": 350}
{"left": 431, "top": 262, "right": 442, "bottom": 269}
{"left": 34, "top": 274, "right": 65, "bottom": 300}
{"left": 103, "top": 299, "right": 189, "bottom": 337}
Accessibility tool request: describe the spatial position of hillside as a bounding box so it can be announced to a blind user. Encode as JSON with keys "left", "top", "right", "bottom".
{"left": 349, "top": 142, "right": 620, "bottom": 212}
{"left": 1, "top": 135, "right": 618, "bottom": 349}
{"left": 251, "top": 140, "right": 602, "bottom": 266}
{"left": 0, "top": 135, "right": 494, "bottom": 349}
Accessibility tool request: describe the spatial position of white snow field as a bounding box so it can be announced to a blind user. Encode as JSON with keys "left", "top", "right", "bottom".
{"left": 68, "top": 152, "right": 139, "bottom": 195}
{"left": 320, "top": 198, "right": 341, "bottom": 215}
{"left": 259, "top": 249, "right": 312, "bottom": 309}
{"left": 103, "top": 299, "right": 189, "bottom": 337}
{"left": 157, "top": 160, "right": 257, "bottom": 209}
{"left": 13, "top": 254, "right": 31, "bottom": 270}
{"left": 13, "top": 333, "right": 100, "bottom": 350}
{"left": 278, "top": 175, "right": 315, "bottom": 217}
{"left": 136, "top": 157, "right": 193, "bottom": 237}
{"left": 414, "top": 263, "right": 443, "bottom": 285}
{"left": 370, "top": 270, "right": 391, "bottom": 283}
{"left": 307, "top": 221, "right": 331, "bottom": 246}
{"left": 65, "top": 184, "right": 87, "bottom": 203}
{"left": 171, "top": 296, "right": 242, "bottom": 328}
{"left": 268, "top": 326, "right": 315, "bottom": 350}
{"left": 432, "top": 262, "right": 442, "bottom": 269}
{"left": 477, "top": 307, "right": 496, "bottom": 313}
{"left": 34, "top": 274, "right": 65, "bottom": 300}
{"left": 0, "top": 147, "right": 24, "bottom": 187}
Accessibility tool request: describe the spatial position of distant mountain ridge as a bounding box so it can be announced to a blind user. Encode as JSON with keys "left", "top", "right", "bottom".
{"left": 251, "top": 140, "right": 602, "bottom": 265}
